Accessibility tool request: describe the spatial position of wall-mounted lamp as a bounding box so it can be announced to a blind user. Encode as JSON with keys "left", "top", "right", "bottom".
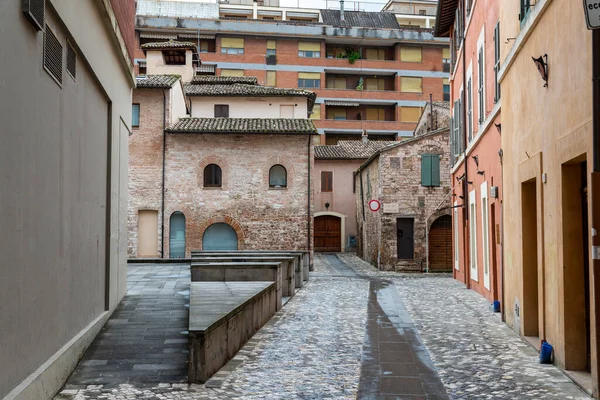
{"left": 498, "top": 149, "right": 504, "bottom": 165}
{"left": 532, "top": 54, "right": 548, "bottom": 88}
{"left": 467, "top": 181, "right": 473, "bottom": 185}
{"left": 495, "top": 123, "right": 502, "bottom": 133}
{"left": 505, "top": 37, "right": 517, "bottom": 44}
{"left": 459, "top": 195, "right": 465, "bottom": 199}
{"left": 477, "top": 170, "right": 485, "bottom": 176}
{"left": 325, "top": 202, "right": 330, "bottom": 209}
{"left": 471, "top": 155, "right": 479, "bottom": 168}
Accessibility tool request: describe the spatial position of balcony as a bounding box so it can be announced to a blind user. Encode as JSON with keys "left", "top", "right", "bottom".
{"left": 325, "top": 74, "right": 396, "bottom": 92}
{"left": 325, "top": 103, "right": 396, "bottom": 122}
{"left": 325, "top": 45, "right": 396, "bottom": 62}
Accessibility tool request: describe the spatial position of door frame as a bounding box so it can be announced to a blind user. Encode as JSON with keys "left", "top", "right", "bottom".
{"left": 315, "top": 211, "right": 346, "bottom": 252}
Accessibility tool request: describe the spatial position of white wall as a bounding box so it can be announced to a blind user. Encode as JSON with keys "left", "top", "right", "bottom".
{"left": 190, "top": 96, "right": 309, "bottom": 118}
{"left": 146, "top": 50, "right": 195, "bottom": 83}
{"left": 0, "top": 0, "right": 133, "bottom": 398}
{"left": 170, "top": 82, "right": 189, "bottom": 124}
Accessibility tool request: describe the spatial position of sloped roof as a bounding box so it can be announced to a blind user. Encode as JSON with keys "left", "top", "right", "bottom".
{"left": 166, "top": 118, "right": 317, "bottom": 134}
{"left": 434, "top": 0, "right": 459, "bottom": 37}
{"left": 135, "top": 74, "right": 181, "bottom": 88}
{"left": 141, "top": 40, "right": 197, "bottom": 51}
{"left": 315, "top": 140, "right": 398, "bottom": 160}
{"left": 320, "top": 10, "right": 400, "bottom": 29}
{"left": 191, "top": 76, "right": 259, "bottom": 85}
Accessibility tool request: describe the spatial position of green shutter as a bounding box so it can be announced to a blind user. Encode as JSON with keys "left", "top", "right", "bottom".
{"left": 421, "top": 154, "right": 431, "bottom": 186}
{"left": 431, "top": 155, "right": 440, "bottom": 186}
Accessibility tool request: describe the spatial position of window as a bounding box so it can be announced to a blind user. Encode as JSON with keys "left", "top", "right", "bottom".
{"left": 451, "top": 90, "right": 464, "bottom": 161}
{"left": 419, "top": 9, "right": 427, "bottom": 15}
{"left": 365, "top": 48, "right": 386, "bottom": 60}
{"left": 204, "top": 164, "right": 222, "bottom": 187}
{"left": 199, "top": 41, "right": 209, "bottom": 53}
{"left": 493, "top": 22, "right": 501, "bottom": 103}
{"left": 269, "top": 165, "right": 287, "bottom": 188}
{"left": 214, "top": 104, "right": 229, "bottom": 118}
{"left": 454, "top": 201, "right": 459, "bottom": 270}
{"left": 321, "top": 171, "right": 333, "bottom": 192}
{"left": 327, "top": 107, "right": 346, "bottom": 120}
{"left": 298, "top": 42, "right": 321, "bottom": 58}
{"left": 478, "top": 46, "right": 485, "bottom": 124}
{"left": 401, "top": 76, "right": 422, "bottom": 93}
{"left": 466, "top": 0, "right": 473, "bottom": 17}
{"left": 366, "top": 108, "right": 386, "bottom": 121}
{"left": 311, "top": 105, "right": 321, "bottom": 120}
{"left": 365, "top": 78, "right": 385, "bottom": 91}
{"left": 454, "top": 7, "right": 463, "bottom": 49}
{"left": 44, "top": 26, "right": 63, "bottom": 85}
{"left": 221, "top": 69, "right": 244, "bottom": 77}
{"left": 481, "top": 182, "right": 490, "bottom": 290}
{"left": 266, "top": 39, "right": 276, "bottom": 56}
{"left": 163, "top": 50, "right": 186, "bottom": 65}
{"left": 66, "top": 41, "right": 76, "bottom": 80}
{"left": 469, "top": 190, "right": 478, "bottom": 281}
{"left": 327, "top": 76, "right": 347, "bottom": 89}
{"left": 443, "top": 48, "right": 451, "bottom": 73}
{"left": 401, "top": 106, "right": 421, "bottom": 123}
{"left": 520, "top": 0, "right": 531, "bottom": 23}
{"left": 467, "top": 72, "right": 473, "bottom": 142}
{"left": 443, "top": 78, "right": 450, "bottom": 101}
{"left": 266, "top": 71, "right": 276, "bottom": 87}
{"left": 132, "top": 104, "right": 140, "bottom": 127}
{"left": 421, "top": 154, "right": 440, "bottom": 187}
{"left": 400, "top": 47, "right": 422, "bottom": 63}
{"left": 298, "top": 72, "right": 321, "bottom": 88}
{"left": 221, "top": 37, "right": 244, "bottom": 54}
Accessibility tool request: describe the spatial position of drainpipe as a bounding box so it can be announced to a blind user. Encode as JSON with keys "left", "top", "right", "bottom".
{"left": 161, "top": 90, "right": 167, "bottom": 258}
{"left": 461, "top": 0, "right": 470, "bottom": 289}
{"left": 307, "top": 135, "right": 312, "bottom": 270}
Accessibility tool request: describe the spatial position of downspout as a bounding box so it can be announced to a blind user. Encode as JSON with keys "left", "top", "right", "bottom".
{"left": 161, "top": 90, "right": 167, "bottom": 258}
{"left": 461, "top": 0, "right": 470, "bottom": 289}
{"left": 307, "top": 135, "right": 312, "bottom": 270}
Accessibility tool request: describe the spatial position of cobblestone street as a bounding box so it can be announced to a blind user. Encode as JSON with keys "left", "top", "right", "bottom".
{"left": 56, "top": 254, "right": 591, "bottom": 400}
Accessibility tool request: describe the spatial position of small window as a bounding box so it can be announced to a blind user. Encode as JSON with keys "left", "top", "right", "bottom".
{"left": 493, "top": 21, "right": 501, "bottom": 103}
{"left": 520, "top": 0, "right": 531, "bottom": 23}
{"left": 266, "top": 71, "right": 276, "bottom": 87}
{"left": 215, "top": 104, "right": 229, "bottom": 118}
{"left": 298, "top": 50, "right": 321, "bottom": 58}
{"left": 321, "top": 171, "right": 333, "bottom": 192}
{"left": 66, "top": 41, "right": 76, "bottom": 80}
{"left": 204, "top": 164, "right": 222, "bottom": 187}
{"left": 163, "top": 50, "right": 186, "bottom": 65}
{"left": 421, "top": 154, "right": 441, "bottom": 187}
{"left": 443, "top": 79, "right": 450, "bottom": 101}
{"left": 298, "top": 79, "right": 321, "bottom": 88}
{"left": 132, "top": 104, "right": 140, "bottom": 127}
{"left": 418, "top": 9, "right": 427, "bottom": 15}
{"left": 269, "top": 165, "right": 287, "bottom": 188}
{"left": 44, "top": 26, "right": 63, "bottom": 86}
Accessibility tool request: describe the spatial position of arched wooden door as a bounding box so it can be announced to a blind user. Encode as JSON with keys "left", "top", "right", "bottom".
{"left": 314, "top": 215, "right": 341, "bottom": 252}
{"left": 203, "top": 223, "right": 238, "bottom": 250}
{"left": 429, "top": 215, "right": 452, "bottom": 271}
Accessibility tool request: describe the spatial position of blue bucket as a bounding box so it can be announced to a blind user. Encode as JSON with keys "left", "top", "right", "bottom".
{"left": 493, "top": 300, "right": 501, "bottom": 313}
{"left": 540, "top": 341, "right": 553, "bottom": 364}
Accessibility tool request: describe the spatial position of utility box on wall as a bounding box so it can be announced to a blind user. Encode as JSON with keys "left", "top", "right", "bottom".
{"left": 347, "top": 235, "right": 357, "bottom": 249}
{"left": 490, "top": 186, "right": 499, "bottom": 199}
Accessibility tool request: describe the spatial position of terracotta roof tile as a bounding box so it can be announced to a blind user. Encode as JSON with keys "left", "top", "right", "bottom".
{"left": 166, "top": 118, "right": 317, "bottom": 134}
{"left": 141, "top": 40, "right": 197, "bottom": 51}
{"left": 191, "top": 76, "right": 258, "bottom": 85}
{"left": 135, "top": 74, "right": 180, "bottom": 88}
{"left": 315, "top": 140, "right": 398, "bottom": 159}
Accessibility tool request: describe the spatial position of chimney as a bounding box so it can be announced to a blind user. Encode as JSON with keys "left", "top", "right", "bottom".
{"left": 340, "top": 0, "right": 345, "bottom": 22}
{"left": 361, "top": 129, "right": 368, "bottom": 142}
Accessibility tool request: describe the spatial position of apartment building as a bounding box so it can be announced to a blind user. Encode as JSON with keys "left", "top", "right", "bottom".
{"left": 134, "top": 0, "right": 449, "bottom": 145}
{"left": 435, "top": 0, "right": 503, "bottom": 306}
{"left": 0, "top": 0, "right": 135, "bottom": 398}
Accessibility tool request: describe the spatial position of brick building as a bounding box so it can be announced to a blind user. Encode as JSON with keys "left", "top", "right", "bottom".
{"left": 355, "top": 102, "right": 451, "bottom": 271}
{"left": 133, "top": 0, "right": 449, "bottom": 145}
{"left": 435, "top": 0, "right": 503, "bottom": 306}
{"left": 129, "top": 70, "right": 317, "bottom": 261}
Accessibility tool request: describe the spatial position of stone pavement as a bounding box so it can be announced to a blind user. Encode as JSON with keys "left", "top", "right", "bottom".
{"left": 56, "top": 255, "right": 591, "bottom": 400}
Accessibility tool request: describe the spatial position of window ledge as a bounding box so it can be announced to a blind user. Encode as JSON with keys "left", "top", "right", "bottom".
{"left": 203, "top": 187, "right": 224, "bottom": 190}
{"left": 269, "top": 187, "right": 288, "bottom": 190}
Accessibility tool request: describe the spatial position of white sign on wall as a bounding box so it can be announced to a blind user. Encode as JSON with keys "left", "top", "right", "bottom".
{"left": 584, "top": 0, "right": 600, "bottom": 29}
{"left": 383, "top": 203, "right": 399, "bottom": 214}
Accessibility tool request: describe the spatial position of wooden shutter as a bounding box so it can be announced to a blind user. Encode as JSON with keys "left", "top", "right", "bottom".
{"left": 366, "top": 78, "right": 377, "bottom": 90}
{"left": 214, "top": 104, "right": 229, "bottom": 118}
{"left": 378, "top": 79, "right": 385, "bottom": 90}
{"left": 401, "top": 47, "right": 422, "bottom": 62}
{"left": 478, "top": 47, "right": 485, "bottom": 123}
{"left": 266, "top": 71, "right": 276, "bottom": 86}
{"left": 366, "top": 108, "right": 379, "bottom": 120}
{"left": 401, "top": 77, "right": 422, "bottom": 93}
{"left": 267, "top": 39, "right": 276, "bottom": 50}
{"left": 221, "top": 37, "right": 244, "bottom": 48}
{"left": 298, "top": 42, "right": 320, "bottom": 51}
{"left": 311, "top": 105, "right": 321, "bottom": 120}
{"left": 431, "top": 155, "right": 440, "bottom": 186}
{"left": 321, "top": 171, "right": 333, "bottom": 192}
{"left": 298, "top": 72, "right": 320, "bottom": 79}
{"left": 334, "top": 77, "right": 346, "bottom": 89}
{"left": 494, "top": 22, "right": 501, "bottom": 102}
{"left": 401, "top": 106, "right": 421, "bottom": 123}
{"left": 365, "top": 48, "right": 378, "bottom": 59}
{"left": 421, "top": 154, "right": 432, "bottom": 186}
{"left": 221, "top": 69, "right": 244, "bottom": 77}
{"left": 443, "top": 47, "right": 450, "bottom": 59}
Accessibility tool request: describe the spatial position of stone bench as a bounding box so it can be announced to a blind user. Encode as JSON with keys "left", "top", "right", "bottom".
{"left": 188, "top": 281, "right": 277, "bottom": 384}
{"left": 191, "top": 256, "right": 295, "bottom": 297}
{"left": 192, "top": 250, "right": 309, "bottom": 287}
{"left": 190, "top": 262, "right": 283, "bottom": 310}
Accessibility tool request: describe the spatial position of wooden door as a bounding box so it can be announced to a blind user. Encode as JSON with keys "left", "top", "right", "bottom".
{"left": 429, "top": 215, "right": 452, "bottom": 271}
{"left": 314, "top": 216, "right": 341, "bottom": 252}
{"left": 138, "top": 210, "right": 158, "bottom": 258}
{"left": 396, "top": 218, "right": 414, "bottom": 260}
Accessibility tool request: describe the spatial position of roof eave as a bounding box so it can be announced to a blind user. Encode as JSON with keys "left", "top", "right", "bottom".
{"left": 434, "top": 0, "right": 458, "bottom": 37}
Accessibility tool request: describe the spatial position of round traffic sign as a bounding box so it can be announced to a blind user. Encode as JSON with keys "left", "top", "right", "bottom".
{"left": 368, "top": 199, "right": 381, "bottom": 212}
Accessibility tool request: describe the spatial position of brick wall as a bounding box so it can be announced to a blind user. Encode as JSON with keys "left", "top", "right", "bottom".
{"left": 110, "top": 0, "right": 135, "bottom": 61}
{"left": 356, "top": 130, "right": 452, "bottom": 271}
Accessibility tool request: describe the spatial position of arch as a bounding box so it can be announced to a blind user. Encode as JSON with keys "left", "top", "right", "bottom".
{"left": 197, "top": 155, "right": 229, "bottom": 189}
{"left": 269, "top": 164, "right": 287, "bottom": 188}
{"left": 169, "top": 211, "right": 186, "bottom": 258}
{"left": 198, "top": 216, "right": 245, "bottom": 250}
{"left": 204, "top": 164, "right": 222, "bottom": 187}
{"left": 263, "top": 156, "right": 295, "bottom": 189}
{"left": 428, "top": 214, "right": 452, "bottom": 272}
{"left": 314, "top": 211, "right": 346, "bottom": 252}
{"left": 202, "top": 223, "right": 238, "bottom": 250}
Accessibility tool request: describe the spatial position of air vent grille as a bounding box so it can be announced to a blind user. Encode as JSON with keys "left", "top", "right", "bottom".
{"left": 67, "top": 42, "right": 76, "bottom": 80}
{"left": 44, "top": 28, "right": 63, "bottom": 85}
{"left": 23, "top": 0, "right": 45, "bottom": 31}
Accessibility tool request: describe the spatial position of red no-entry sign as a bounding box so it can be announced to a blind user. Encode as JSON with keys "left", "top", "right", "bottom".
{"left": 368, "top": 200, "right": 381, "bottom": 212}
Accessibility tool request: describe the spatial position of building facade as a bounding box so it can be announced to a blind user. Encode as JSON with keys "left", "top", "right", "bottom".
{"left": 355, "top": 102, "right": 451, "bottom": 271}
{"left": 0, "top": 0, "right": 134, "bottom": 398}
{"left": 499, "top": 0, "right": 599, "bottom": 395}
{"left": 314, "top": 140, "right": 397, "bottom": 252}
{"left": 435, "top": 0, "right": 503, "bottom": 305}
{"left": 133, "top": 0, "right": 449, "bottom": 145}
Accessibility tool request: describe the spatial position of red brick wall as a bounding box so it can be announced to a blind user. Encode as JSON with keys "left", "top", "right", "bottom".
{"left": 110, "top": 0, "right": 135, "bottom": 61}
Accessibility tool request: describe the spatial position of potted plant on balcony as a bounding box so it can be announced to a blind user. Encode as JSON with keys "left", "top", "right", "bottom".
{"left": 356, "top": 77, "right": 364, "bottom": 91}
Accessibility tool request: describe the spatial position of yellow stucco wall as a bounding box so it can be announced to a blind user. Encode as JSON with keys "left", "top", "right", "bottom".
{"left": 500, "top": 0, "right": 593, "bottom": 371}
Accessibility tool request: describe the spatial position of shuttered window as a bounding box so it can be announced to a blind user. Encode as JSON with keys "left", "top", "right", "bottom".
{"left": 221, "top": 37, "right": 244, "bottom": 54}
{"left": 66, "top": 41, "right": 76, "bottom": 80}
{"left": 327, "top": 77, "right": 347, "bottom": 89}
{"left": 214, "top": 104, "right": 229, "bottom": 118}
{"left": 365, "top": 78, "right": 385, "bottom": 91}
{"left": 266, "top": 40, "right": 276, "bottom": 49}
{"left": 421, "top": 154, "right": 440, "bottom": 187}
{"left": 400, "top": 47, "right": 422, "bottom": 63}
{"left": 467, "top": 76, "right": 473, "bottom": 142}
{"left": 443, "top": 48, "right": 450, "bottom": 59}
{"left": 478, "top": 46, "right": 485, "bottom": 123}
{"left": 493, "top": 21, "right": 501, "bottom": 103}
{"left": 44, "top": 27, "right": 63, "bottom": 85}
{"left": 298, "top": 42, "right": 321, "bottom": 58}
{"left": 221, "top": 69, "right": 244, "bottom": 77}
{"left": 266, "top": 71, "right": 276, "bottom": 87}
{"left": 443, "top": 78, "right": 450, "bottom": 101}
{"left": 401, "top": 106, "right": 421, "bottom": 123}
{"left": 298, "top": 72, "right": 321, "bottom": 88}
{"left": 401, "top": 77, "right": 422, "bottom": 93}
{"left": 321, "top": 171, "right": 333, "bottom": 192}
{"left": 365, "top": 48, "right": 386, "bottom": 60}
{"left": 311, "top": 105, "right": 321, "bottom": 120}
{"left": 366, "top": 108, "right": 385, "bottom": 121}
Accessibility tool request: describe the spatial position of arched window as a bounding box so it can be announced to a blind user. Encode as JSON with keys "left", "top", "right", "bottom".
{"left": 204, "top": 164, "right": 222, "bottom": 187}
{"left": 203, "top": 223, "right": 238, "bottom": 250}
{"left": 169, "top": 212, "right": 186, "bottom": 258}
{"left": 269, "top": 165, "right": 287, "bottom": 188}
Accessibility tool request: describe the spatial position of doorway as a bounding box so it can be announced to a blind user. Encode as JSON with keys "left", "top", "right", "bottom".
{"left": 397, "top": 218, "right": 414, "bottom": 260}
{"left": 203, "top": 223, "right": 238, "bottom": 250}
{"left": 429, "top": 215, "right": 452, "bottom": 271}
{"left": 563, "top": 159, "right": 590, "bottom": 373}
{"left": 138, "top": 210, "right": 158, "bottom": 258}
{"left": 314, "top": 215, "right": 342, "bottom": 252}
{"left": 169, "top": 212, "right": 186, "bottom": 258}
{"left": 491, "top": 203, "right": 499, "bottom": 302}
{"left": 521, "top": 179, "right": 539, "bottom": 338}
